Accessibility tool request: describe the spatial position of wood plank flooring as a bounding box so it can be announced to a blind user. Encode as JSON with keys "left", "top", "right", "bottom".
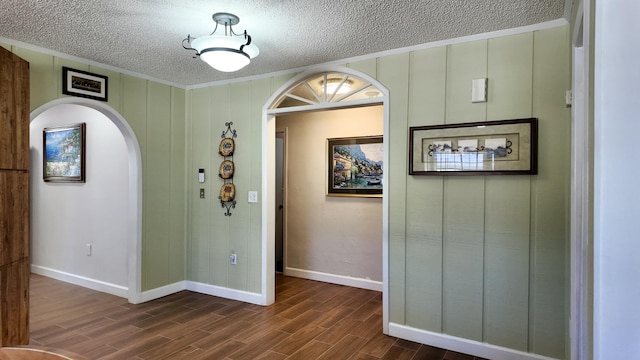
{"left": 28, "top": 274, "right": 486, "bottom": 360}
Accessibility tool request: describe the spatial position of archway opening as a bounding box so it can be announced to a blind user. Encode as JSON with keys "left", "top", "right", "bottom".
{"left": 261, "top": 67, "right": 390, "bottom": 332}
{"left": 30, "top": 98, "right": 142, "bottom": 303}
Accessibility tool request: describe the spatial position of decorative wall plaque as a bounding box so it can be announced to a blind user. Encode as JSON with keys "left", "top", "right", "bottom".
{"left": 218, "top": 122, "right": 237, "bottom": 216}
{"left": 219, "top": 160, "right": 235, "bottom": 179}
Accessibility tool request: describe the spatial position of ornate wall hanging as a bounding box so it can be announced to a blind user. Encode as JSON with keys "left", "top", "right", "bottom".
{"left": 218, "top": 122, "right": 237, "bottom": 215}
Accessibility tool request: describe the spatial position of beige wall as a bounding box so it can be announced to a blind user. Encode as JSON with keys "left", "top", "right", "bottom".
{"left": 276, "top": 106, "right": 383, "bottom": 282}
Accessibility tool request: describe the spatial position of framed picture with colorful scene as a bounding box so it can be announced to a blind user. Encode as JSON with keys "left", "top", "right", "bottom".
{"left": 43, "top": 123, "right": 86, "bottom": 182}
{"left": 327, "top": 135, "right": 383, "bottom": 197}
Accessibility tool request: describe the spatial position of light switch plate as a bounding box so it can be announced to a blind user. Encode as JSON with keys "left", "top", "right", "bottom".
{"left": 248, "top": 191, "right": 258, "bottom": 203}
{"left": 472, "top": 78, "right": 487, "bottom": 103}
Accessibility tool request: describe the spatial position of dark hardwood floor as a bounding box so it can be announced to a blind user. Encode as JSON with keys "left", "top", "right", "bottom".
{"left": 28, "top": 273, "right": 486, "bottom": 359}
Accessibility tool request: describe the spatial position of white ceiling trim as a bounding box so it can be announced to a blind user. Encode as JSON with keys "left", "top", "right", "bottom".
{"left": 0, "top": 36, "right": 186, "bottom": 89}
{"left": 2, "top": 18, "right": 567, "bottom": 91}
{"left": 186, "top": 18, "right": 568, "bottom": 90}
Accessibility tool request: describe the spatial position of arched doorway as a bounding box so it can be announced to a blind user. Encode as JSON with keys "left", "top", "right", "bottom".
{"left": 261, "top": 66, "right": 390, "bottom": 332}
{"left": 30, "top": 98, "right": 142, "bottom": 304}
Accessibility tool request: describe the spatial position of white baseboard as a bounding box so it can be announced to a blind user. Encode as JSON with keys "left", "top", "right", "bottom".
{"left": 31, "top": 265, "right": 128, "bottom": 298}
{"left": 139, "top": 281, "right": 264, "bottom": 305}
{"left": 186, "top": 281, "right": 264, "bottom": 305}
{"left": 285, "top": 267, "right": 383, "bottom": 292}
{"left": 31, "top": 265, "right": 264, "bottom": 306}
{"left": 138, "top": 281, "right": 187, "bottom": 303}
{"left": 388, "top": 323, "right": 559, "bottom": 360}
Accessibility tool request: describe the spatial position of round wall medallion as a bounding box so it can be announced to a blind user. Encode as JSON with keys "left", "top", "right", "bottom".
{"left": 219, "top": 183, "right": 236, "bottom": 202}
{"left": 219, "top": 138, "right": 235, "bottom": 156}
{"left": 219, "top": 160, "right": 235, "bottom": 179}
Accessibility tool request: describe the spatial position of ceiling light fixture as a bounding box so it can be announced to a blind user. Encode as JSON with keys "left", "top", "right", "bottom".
{"left": 321, "top": 78, "right": 353, "bottom": 95}
{"left": 183, "top": 12, "right": 259, "bottom": 72}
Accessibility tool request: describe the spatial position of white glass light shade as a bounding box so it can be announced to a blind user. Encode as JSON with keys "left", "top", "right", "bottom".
{"left": 191, "top": 35, "right": 259, "bottom": 72}
{"left": 323, "top": 79, "right": 352, "bottom": 95}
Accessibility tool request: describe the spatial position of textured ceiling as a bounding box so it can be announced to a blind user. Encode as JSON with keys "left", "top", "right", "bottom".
{"left": 0, "top": 0, "right": 567, "bottom": 86}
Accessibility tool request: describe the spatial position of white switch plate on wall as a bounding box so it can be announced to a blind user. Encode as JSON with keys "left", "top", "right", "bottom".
{"left": 472, "top": 78, "right": 488, "bottom": 103}
{"left": 248, "top": 191, "right": 258, "bottom": 203}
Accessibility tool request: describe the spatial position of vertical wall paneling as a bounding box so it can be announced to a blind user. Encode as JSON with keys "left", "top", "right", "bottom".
{"left": 378, "top": 53, "right": 410, "bottom": 323}
{"left": 441, "top": 40, "right": 488, "bottom": 341}
{"left": 445, "top": 40, "right": 488, "bottom": 124}
{"left": 271, "top": 74, "right": 299, "bottom": 96}
{"left": 482, "top": 32, "right": 534, "bottom": 351}
{"left": 120, "top": 75, "right": 148, "bottom": 158}
{"left": 13, "top": 49, "right": 56, "bottom": 111}
{"left": 7, "top": 43, "right": 186, "bottom": 296}
{"left": 529, "top": 26, "right": 570, "bottom": 358}
{"left": 120, "top": 75, "right": 149, "bottom": 288}
{"left": 408, "top": 48, "right": 447, "bottom": 127}
{"left": 188, "top": 88, "right": 213, "bottom": 283}
{"left": 347, "top": 59, "right": 378, "bottom": 79}
{"left": 227, "top": 81, "right": 251, "bottom": 290}
{"left": 89, "top": 66, "right": 123, "bottom": 113}
{"left": 209, "top": 85, "right": 231, "bottom": 286}
{"left": 483, "top": 177, "right": 531, "bottom": 350}
{"left": 144, "top": 82, "right": 172, "bottom": 289}
{"left": 404, "top": 47, "right": 447, "bottom": 332}
{"left": 247, "top": 78, "right": 271, "bottom": 293}
{"left": 54, "top": 58, "right": 88, "bottom": 99}
{"left": 6, "top": 22, "right": 570, "bottom": 359}
{"left": 442, "top": 177, "right": 485, "bottom": 341}
{"left": 486, "top": 33, "right": 534, "bottom": 121}
{"left": 170, "top": 87, "right": 187, "bottom": 283}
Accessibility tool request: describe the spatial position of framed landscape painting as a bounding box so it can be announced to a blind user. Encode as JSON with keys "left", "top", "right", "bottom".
{"left": 43, "top": 123, "right": 86, "bottom": 183}
{"left": 327, "top": 135, "right": 383, "bottom": 197}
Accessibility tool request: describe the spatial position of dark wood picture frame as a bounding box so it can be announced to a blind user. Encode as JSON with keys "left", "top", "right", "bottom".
{"left": 327, "top": 135, "right": 383, "bottom": 197}
{"left": 43, "top": 123, "right": 86, "bottom": 183}
{"left": 62, "top": 66, "right": 108, "bottom": 102}
{"left": 409, "top": 118, "right": 538, "bottom": 175}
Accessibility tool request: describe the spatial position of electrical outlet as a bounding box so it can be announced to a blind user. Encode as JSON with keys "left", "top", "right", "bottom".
{"left": 230, "top": 253, "right": 237, "bottom": 265}
{"left": 248, "top": 191, "right": 258, "bottom": 203}
{"left": 86, "top": 243, "right": 92, "bottom": 256}
{"left": 200, "top": 188, "right": 205, "bottom": 199}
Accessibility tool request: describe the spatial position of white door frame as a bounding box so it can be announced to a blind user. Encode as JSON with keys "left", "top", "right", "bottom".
{"left": 569, "top": 1, "right": 590, "bottom": 359}
{"left": 260, "top": 65, "right": 390, "bottom": 332}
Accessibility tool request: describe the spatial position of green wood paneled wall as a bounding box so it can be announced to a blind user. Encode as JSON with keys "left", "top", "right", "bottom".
{"left": 187, "top": 25, "right": 569, "bottom": 359}
{"left": 3, "top": 44, "right": 187, "bottom": 292}
{"left": 4, "top": 21, "right": 569, "bottom": 359}
{"left": 186, "top": 74, "right": 295, "bottom": 293}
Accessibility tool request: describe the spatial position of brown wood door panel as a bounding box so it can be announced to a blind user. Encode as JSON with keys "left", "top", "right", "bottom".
{"left": 0, "top": 171, "right": 29, "bottom": 268}
{"left": 0, "top": 46, "right": 30, "bottom": 347}
{"left": 0, "top": 47, "right": 30, "bottom": 171}
{"left": 0, "top": 258, "right": 29, "bottom": 346}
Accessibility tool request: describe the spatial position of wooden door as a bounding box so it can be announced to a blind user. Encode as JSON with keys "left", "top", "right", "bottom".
{"left": 0, "top": 46, "right": 30, "bottom": 346}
